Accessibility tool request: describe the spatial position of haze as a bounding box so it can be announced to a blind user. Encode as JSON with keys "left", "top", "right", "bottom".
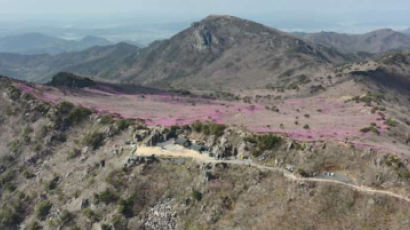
{"left": 0, "top": 0, "right": 409, "bottom": 44}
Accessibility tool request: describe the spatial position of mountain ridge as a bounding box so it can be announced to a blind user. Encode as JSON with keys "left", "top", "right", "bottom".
{"left": 0, "top": 33, "right": 112, "bottom": 55}
{"left": 296, "top": 28, "right": 410, "bottom": 54}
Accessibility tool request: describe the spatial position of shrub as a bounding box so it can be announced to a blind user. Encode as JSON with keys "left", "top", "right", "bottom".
{"left": 0, "top": 169, "right": 16, "bottom": 187}
{"left": 244, "top": 136, "right": 257, "bottom": 144}
{"left": 26, "top": 221, "right": 42, "bottom": 230}
{"left": 56, "top": 101, "right": 74, "bottom": 115}
{"left": 22, "top": 126, "right": 34, "bottom": 143}
{"left": 8, "top": 140, "right": 21, "bottom": 154}
{"left": 101, "top": 224, "right": 112, "bottom": 230}
{"left": 38, "top": 125, "right": 49, "bottom": 138}
{"left": 59, "top": 210, "right": 73, "bottom": 224}
{"left": 95, "top": 189, "right": 118, "bottom": 204}
{"left": 36, "top": 200, "right": 52, "bottom": 220}
{"left": 209, "top": 123, "right": 226, "bottom": 136}
{"left": 192, "top": 190, "right": 202, "bottom": 201}
{"left": 115, "top": 119, "right": 134, "bottom": 132}
{"left": 33, "top": 143, "right": 42, "bottom": 152}
{"left": 8, "top": 86, "right": 21, "bottom": 101}
{"left": 67, "top": 107, "right": 92, "bottom": 125}
{"left": 191, "top": 121, "right": 203, "bottom": 132}
{"left": 191, "top": 121, "right": 226, "bottom": 136}
{"left": 118, "top": 195, "right": 135, "bottom": 218}
{"left": 82, "top": 208, "right": 100, "bottom": 222}
{"left": 202, "top": 125, "right": 210, "bottom": 135}
{"left": 22, "top": 92, "right": 35, "bottom": 101}
{"left": 67, "top": 148, "right": 81, "bottom": 160}
{"left": 248, "top": 134, "right": 282, "bottom": 157}
{"left": 385, "top": 119, "right": 398, "bottom": 127}
{"left": 297, "top": 168, "right": 310, "bottom": 177}
{"left": 23, "top": 170, "right": 36, "bottom": 179}
{"left": 100, "top": 115, "right": 114, "bottom": 125}
{"left": 0, "top": 207, "right": 23, "bottom": 228}
{"left": 45, "top": 176, "right": 60, "bottom": 191}
{"left": 257, "top": 134, "right": 282, "bottom": 150}
{"left": 360, "top": 126, "right": 379, "bottom": 135}
{"left": 106, "top": 169, "right": 127, "bottom": 188}
{"left": 303, "top": 124, "right": 310, "bottom": 130}
{"left": 83, "top": 131, "right": 105, "bottom": 149}
{"left": 34, "top": 103, "right": 50, "bottom": 115}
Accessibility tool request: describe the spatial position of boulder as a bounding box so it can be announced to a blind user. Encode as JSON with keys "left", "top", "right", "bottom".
{"left": 175, "top": 136, "right": 191, "bottom": 147}
{"left": 191, "top": 143, "right": 207, "bottom": 152}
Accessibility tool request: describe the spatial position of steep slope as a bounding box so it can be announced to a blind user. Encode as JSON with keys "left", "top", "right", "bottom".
{"left": 1, "top": 76, "right": 410, "bottom": 229}
{"left": 0, "top": 42, "right": 139, "bottom": 82}
{"left": 297, "top": 29, "right": 410, "bottom": 54}
{"left": 0, "top": 33, "right": 111, "bottom": 55}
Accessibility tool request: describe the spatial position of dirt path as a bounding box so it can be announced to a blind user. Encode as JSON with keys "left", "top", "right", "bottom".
{"left": 135, "top": 144, "right": 410, "bottom": 203}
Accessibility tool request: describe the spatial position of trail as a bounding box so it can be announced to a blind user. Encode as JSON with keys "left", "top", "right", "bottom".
{"left": 135, "top": 145, "right": 410, "bottom": 203}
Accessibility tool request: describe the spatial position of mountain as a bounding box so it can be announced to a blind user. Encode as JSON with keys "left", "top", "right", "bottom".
{"left": 0, "top": 42, "right": 139, "bottom": 82}
{"left": 80, "top": 15, "right": 353, "bottom": 91}
{"left": 403, "top": 28, "right": 410, "bottom": 36}
{"left": 0, "top": 15, "right": 354, "bottom": 91}
{"left": 296, "top": 29, "right": 410, "bottom": 54}
{"left": 0, "top": 33, "right": 112, "bottom": 55}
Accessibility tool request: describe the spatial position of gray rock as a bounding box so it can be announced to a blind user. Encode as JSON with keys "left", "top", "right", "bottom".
{"left": 191, "top": 143, "right": 207, "bottom": 152}
{"left": 81, "top": 199, "right": 90, "bottom": 209}
{"left": 175, "top": 136, "right": 190, "bottom": 147}
{"left": 144, "top": 199, "right": 176, "bottom": 230}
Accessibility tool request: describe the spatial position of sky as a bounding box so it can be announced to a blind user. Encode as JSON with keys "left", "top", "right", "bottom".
{"left": 0, "top": 0, "right": 409, "bottom": 40}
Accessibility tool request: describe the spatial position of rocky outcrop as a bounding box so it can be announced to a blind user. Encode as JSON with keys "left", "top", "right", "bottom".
{"left": 144, "top": 199, "right": 177, "bottom": 230}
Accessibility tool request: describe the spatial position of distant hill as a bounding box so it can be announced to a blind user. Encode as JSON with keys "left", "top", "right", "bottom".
{"left": 0, "top": 42, "right": 139, "bottom": 82}
{"left": 296, "top": 29, "right": 410, "bottom": 54}
{"left": 0, "top": 33, "right": 112, "bottom": 55}
{"left": 403, "top": 28, "right": 410, "bottom": 36}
